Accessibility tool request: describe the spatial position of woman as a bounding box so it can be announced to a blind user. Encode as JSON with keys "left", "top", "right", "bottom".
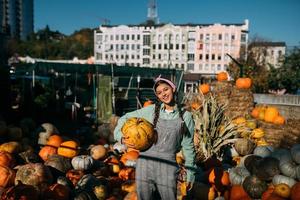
{"left": 114, "top": 75, "right": 196, "bottom": 200}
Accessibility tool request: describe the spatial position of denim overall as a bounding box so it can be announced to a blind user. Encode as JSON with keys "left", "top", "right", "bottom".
{"left": 136, "top": 117, "right": 183, "bottom": 200}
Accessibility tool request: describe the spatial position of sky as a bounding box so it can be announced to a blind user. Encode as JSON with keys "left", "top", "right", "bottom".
{"left": 35, "top": 0, "right": 300, "bottom": 47}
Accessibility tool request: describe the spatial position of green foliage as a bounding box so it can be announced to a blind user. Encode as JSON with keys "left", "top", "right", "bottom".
{"left": 268, "top": 47, "right": 300, "bottom": 94}
{"left": 6, "top": 26, "right": 94, "bottom": 59}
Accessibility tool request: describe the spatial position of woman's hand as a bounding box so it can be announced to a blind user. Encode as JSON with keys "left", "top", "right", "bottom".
{"left": 186, "top": 182, "right": 193, "bottom": 191}
{"left": 121, "top": 137, "right": 135, "bottom": 148}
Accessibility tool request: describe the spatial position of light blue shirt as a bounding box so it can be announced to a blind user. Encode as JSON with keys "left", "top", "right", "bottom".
{"left": 113, "top": 103, "right": 196, "bottom": 182}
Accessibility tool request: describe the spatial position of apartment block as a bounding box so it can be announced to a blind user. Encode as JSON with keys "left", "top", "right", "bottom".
{"left": 94, "top": 20, "right": 249, "bottom": 76}
{"left": 1, "top": 0, "right": 34, "bottom": 40}
{"left": 249, "top": 42, "right": 286, "bottom": 69}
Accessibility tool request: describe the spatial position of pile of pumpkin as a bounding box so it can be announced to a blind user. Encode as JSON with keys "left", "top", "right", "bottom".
{"left": 0, "top": 120, "right": 141, "bottom": 200}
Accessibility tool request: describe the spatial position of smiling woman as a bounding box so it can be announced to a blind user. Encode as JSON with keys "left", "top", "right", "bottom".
{"left": 114, "top": 75, "right": 197, "bottom": 200}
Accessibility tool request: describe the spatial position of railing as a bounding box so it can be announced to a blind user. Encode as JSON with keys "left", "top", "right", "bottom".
{"left": 253, "top": 94, "right": 300, "bottom": 106}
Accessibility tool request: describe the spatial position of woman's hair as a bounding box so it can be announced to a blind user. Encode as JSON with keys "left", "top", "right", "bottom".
{"left": 153, "top": 80, "right": 188, "bottom": 136}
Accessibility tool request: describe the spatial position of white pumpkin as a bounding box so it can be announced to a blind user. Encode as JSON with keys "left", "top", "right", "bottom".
{"left": 272, "top": 174, "right": 297, "bottom": 188}
{"left": 291, "top": 144, "right": 300, "bottom": 164}
{"left": 229, "top": 166, "right": 251, "bottom": 185}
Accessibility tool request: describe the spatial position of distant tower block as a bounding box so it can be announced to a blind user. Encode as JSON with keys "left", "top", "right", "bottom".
{"left": 147, "top": 0, "right": 158, "bottom": 24}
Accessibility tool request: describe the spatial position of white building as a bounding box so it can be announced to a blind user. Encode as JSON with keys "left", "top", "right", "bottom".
{"left": 249, "top": 42, "right": 286, "bottom": 69}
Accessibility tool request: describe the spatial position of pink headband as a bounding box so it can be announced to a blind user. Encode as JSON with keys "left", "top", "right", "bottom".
{"left": 153, "top": 75, "right": 176, "bottom": 92}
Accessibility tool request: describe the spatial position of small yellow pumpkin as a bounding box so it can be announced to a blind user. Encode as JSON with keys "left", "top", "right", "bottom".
{"left": 274, "top": 183, "right": 291, "bottom": 199}
{"left": 251, "top": 128, "right": 265, "bottom": 139}
{"left": 57, "top": 141, "right": 79, "bottom": 158}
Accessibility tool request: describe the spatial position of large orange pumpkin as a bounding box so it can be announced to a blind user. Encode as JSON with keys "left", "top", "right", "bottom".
{"left": 0, "top": 165, "right": 15, "bottom": 188}
{"left": 273, "top": 115, "right": 285, "bottom": 125}
{"left": 264, "top": 107, "right": 279, "bottom": 123}
{"left": 208, "top": 167, "right": 230, "bottom": 191}
{"left": 251, "top": 107, "right": 260, "bottom": 118}
{"left": 39, "top": 145, "right": 57, "bottom": 161}
{"left": 230, "top": 185, "right": 251, "bottom": 200}
{"left": 290, "top": 182, "right": 300, "bottom": 200}
{"left": 236, "top": 77, "right": 252, "bottom": 89}
{"left": 46, "top": 134, "right": 64, "bottom": 148}
{"left": 121, "top": 118, "right": 155, "bottom": 151}
{"left": 217, "top": 72, "right": 228, "bottom": 82}
{"left": 57, "top": 140, "right": 79, "bottom": 158}
{"left": 120, "top": 150, "right": 139, "bottom": 165}
{"left": 0, "top": 151, "right": 15, "bottom": 168}
{"left": 199, "top": 84, "right": 210, "bottom": 94}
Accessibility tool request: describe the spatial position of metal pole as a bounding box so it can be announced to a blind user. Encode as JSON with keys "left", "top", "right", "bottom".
{"left": 111, "top": 63, "right": 115, "bottom": 114}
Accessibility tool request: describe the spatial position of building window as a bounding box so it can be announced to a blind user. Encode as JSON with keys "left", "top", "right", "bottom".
{"left": 181, "top": 64, "right": 185, "bottom": 69}
{"left": 278, "top": 50, "right": 282, "bottom": 57}
{"left": 126, "top": 34, "right": 130, "bottom": 40}
{"left": 231, "top": 34, "right": 235, "bottom": 40}
{"left": 175, "top": 63, "right": 179, "bottom": 68}
{"left": 198, "top": 43, "right": 203, "bottom": 50}
{"left": 205, "top": 34, "right": 210, "bottom": 41}
{"left": 217, "top": 64, "right": 221, "bottom": 70}
{"left": 132, "top": 35, "right": 135, "bottom": 40}
{"left": 131, "top": 55, "right": 135, "bottom": 59}
{"left": 131, "top": 44, "right": 135, "bottom": 50}
{"left": 143, "top": 49, "right": 150, "bottom": 55}
{"left": 199, "top": 54, "right": 203, "bottom": 60}
{"left": 176, "top": 44, "right": 179, "bottom": 50}
{"left": 199, "top": 64, "right": 203, "bottom": 70}
{"left": 212, "top": 54, "right": 215, "bottom": 60}
{"left": 137, "top": 44, "right": 140, "bottom": 50}
{"left": 143, "top": 58, "right": 150, "bottom": 64}
{"left": 143, "top": 35, "right": 150, "bottom": 46}
{"left": 164, "top": 44, "right": 168, "bottom": 49}
{"left": 110, "top": 35, "right": 113, "bottom": 40}
{"left": 187, "top": 63, "right": 194, "bottom": 71}
{"left": 200, "top": 34, "right": 203, "bottom": 40}
{"left": 116, "top": 35, "right": 119, "bottom": 40}
{"left": 211, "top": 64, "right": 215, "bottom": 71}
{"left": 218, "top": 55, "right": 222, "bottom": 60}
{"left": 158, "top": 54, "right": 161, "bottom": 59}
{"left": 158, "top": 44, "right": 162, "bottom": 49}
{"left": 137, "top": 35, "right": 140, "bottom": 40}
{"left": 182, "top": 44, "right": 185, "bottom": 50}
{"left": 205, "top": 64, "right": 209, "bottom": 70}
{"left": 153, "top": 54, "right": 155, "bottom": 59}
{"left": 225, "top": 33, "right": 229, "bottom": 41}
{"left": 153, "top": 44, "right": 156, "bottom": 49}
{"left": 241, "top": 34, "right": 246, "bottom": 42}
{"left": 218, "top": 34, "right": 222, "bottom": 40}
{"left": 126, "top": 44, "right": 129, "bottom": 50}
{"left": 206, "top": 54, "right": 209, "bottom": 60}
{"left": 188, "top": 54, "right": 194, "bottom": 61}
{"left": 170, "top": 44, "right": 174, "bottom": 49}
{"left": 121, "top": 35, "right": 124, "bottom": 40}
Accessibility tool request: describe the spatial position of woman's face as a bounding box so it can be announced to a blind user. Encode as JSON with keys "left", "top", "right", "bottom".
{"left": 155, "top": 82, "right": 175, "bottom": 105}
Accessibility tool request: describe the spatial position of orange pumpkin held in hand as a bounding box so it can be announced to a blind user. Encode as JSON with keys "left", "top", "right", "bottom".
{"left": 121, "top": 118, "right": 155, "bottom": 151}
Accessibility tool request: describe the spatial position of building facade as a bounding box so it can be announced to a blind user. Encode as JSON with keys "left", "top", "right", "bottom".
{"left": 94, "top": 20, "right": 249, "bottom": 73}
{"left": 94, "top": 20, "right": 249, "bottom": 92}
{"left": 249, "top": 42, "right": 286, "bottom": 69}
{"left": 1, "top": 0, "right": 33, "bottom": 40}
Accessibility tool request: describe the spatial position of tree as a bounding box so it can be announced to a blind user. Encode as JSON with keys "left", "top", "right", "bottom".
{"left": 268, "top": 47, "right": 300, "bottom": 94}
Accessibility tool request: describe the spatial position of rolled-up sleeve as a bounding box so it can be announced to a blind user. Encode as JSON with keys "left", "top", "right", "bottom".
{"left": 181, "top": 111, "right": 196, "bottom": 182}
{"left": 113, "top": 105, "right": 155, "bottom": 142}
